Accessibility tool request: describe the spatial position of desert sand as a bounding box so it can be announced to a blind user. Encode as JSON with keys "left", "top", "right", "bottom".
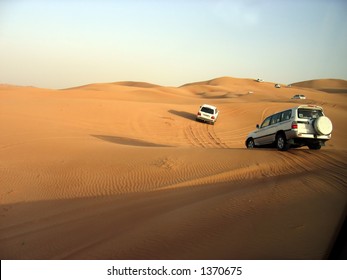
{"left": 0, "top": 77, "right": 346, "bottom": 259}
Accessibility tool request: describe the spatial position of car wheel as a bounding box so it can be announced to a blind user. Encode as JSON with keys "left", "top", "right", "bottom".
{"left": 276, "top": 133, "right": 289, "bottom": 151}
{"left": 308, "top": 143, "right": 321, "bottom": 150}
{"left": 246, "top": 138, "right": 255, "bottom": 149}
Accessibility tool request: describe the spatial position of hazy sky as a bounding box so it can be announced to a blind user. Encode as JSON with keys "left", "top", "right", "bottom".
{"left": 1, "top": 0, "right": 347, "bottom": 89}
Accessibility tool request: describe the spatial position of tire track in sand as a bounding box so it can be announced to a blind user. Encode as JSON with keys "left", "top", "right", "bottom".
{"left": 184, "top": 122, "right": 229, "bottom": 148}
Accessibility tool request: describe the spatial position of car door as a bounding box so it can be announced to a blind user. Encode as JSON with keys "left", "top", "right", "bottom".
{"left": 253, "top": 115, "right": 272, "bottom": 146}
{"left": 267, "top": 113, "right": 281, "bottom": 144}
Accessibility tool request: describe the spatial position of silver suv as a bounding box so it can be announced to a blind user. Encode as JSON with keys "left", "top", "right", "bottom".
{"left": 245, "top": 105, "right": 333, "bottom": 151}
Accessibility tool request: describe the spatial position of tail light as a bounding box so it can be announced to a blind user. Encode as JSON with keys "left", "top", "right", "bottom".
{"left": 197, "top": 112, "right": 201, "bottom": 116}
{"left": 211, "top": 116, "right": 215, "bottom": 119}
{"left": 291, "top": 121, "right": 298, "bottom": 129}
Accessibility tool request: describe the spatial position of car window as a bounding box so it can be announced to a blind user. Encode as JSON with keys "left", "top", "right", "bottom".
{"left": 280, "top": 110, "right": 292, "bottom": 121}
{"left": 260, "top": 116, "right": 272, "bottom": 128}
{"left": 298, "top": 108, "right": 323, "bottom": 119}
{"left": 201, "top": 107, "right": 214, "bottom": 114}
{"left": 270, "top": 113, "right": 281, "bottom": 125}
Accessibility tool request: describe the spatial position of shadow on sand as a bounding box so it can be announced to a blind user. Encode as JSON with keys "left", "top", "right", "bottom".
{"left": 168, "top": 110, "right": 196, "bottom": 121}
{"left": 91, "top": 135, "right": 171, "bottom": 147}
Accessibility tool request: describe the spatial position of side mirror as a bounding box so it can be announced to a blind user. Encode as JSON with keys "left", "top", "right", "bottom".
{"left": 256, "top": 124, "right": 259, "bottom": 129}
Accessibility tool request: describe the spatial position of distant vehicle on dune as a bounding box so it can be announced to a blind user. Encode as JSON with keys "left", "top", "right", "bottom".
{"left": 196, "top": 104, "right": 219, "bottom": 125}
{"left": 292, "top": 94, "right": 306, "bottom": 99}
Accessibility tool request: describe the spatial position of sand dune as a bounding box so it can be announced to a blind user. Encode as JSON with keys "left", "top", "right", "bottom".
{"left": 292, "top": 78, "right": 347, "bottom": 94}
{"left": 0, "top": 77, "right": 346, "bottom": 259}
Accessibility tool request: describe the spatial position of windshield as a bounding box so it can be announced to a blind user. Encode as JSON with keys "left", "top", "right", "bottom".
{"left": 298, "top": 108, "right": 323, "bottom": 119}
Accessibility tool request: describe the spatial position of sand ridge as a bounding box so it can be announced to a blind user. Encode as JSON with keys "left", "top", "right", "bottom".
{"left": 0, "top": 77, "right": 346, "bottom": 259}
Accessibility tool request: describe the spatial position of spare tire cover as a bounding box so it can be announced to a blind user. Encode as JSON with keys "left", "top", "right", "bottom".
{"left": 314, "top": 116, "right": 333, "bottom": 135}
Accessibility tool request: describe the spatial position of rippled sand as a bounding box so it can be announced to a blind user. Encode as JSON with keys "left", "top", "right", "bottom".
{"left": 1, "top": 77, "right": 346, "bottom": 259}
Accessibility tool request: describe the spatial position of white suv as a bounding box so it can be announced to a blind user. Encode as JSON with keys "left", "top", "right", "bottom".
{"left": 196, "top": 104, "right": 219, "bottom": 125}
{"left": 245, "top": 105, "right": 333, "bottom": 151}
{"left": 292, "top": 94, "right": 306, "bottom": 99}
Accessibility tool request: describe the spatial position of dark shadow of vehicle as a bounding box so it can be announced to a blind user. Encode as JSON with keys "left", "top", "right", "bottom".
{"left": 91, "top": 135, "right": 171, "bottom": 147}
{"left": 329, "top": 214, "right": 347, "bottom": 259}
{"left": 168, "top": 110, "right": 196, "bottom": 121}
